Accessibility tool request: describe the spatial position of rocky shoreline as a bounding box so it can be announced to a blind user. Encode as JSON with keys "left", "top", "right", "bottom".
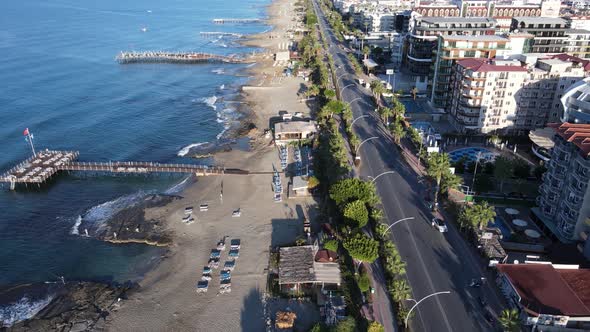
{"left": 2, "top": 281, "right": 138, "bottom": 331}
{"left": 92, "top": 194, "right": 181, "bottom": 247}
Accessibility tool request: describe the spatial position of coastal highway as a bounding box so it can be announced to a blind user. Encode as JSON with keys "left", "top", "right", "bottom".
{"left": 310, "top": 1, "right": 505, "bottom": 331}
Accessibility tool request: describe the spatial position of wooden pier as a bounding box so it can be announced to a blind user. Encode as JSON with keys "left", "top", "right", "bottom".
{"left": 116, "top": 51, "right": 250, "bottom": 64}
{"left": 0, "top": 150, "right": 249, "bottom": 190}
{"left": 212, "top": 18, "right": 261, "bottom": 24}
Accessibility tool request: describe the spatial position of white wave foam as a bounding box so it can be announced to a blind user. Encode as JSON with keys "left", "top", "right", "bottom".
{"left": 211, "top": 68, "right": 225, "bottom": 75}
{"left": 199, "top": 96, "right": 217, "bottom": 110}
{"left": 81, "top": 192, "right": 151, "bottom": 233}
{"left": 219, "top": 84, "right": 225, "bottom": 90}
{"left": 0, "top": 295, "right": 54, "bottom": 327}
{"left": 165, "top": 175, "right": 193, "bottom": 194}
{"left": 70, "top": 215, "right": 82, "bottom": 235}
{"left": 177, "top": 142, "right": 208, "bottom": 157}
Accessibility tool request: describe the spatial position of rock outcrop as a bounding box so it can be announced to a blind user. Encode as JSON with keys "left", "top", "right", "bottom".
{"left": 4, "top": 281, "right": 138, "bottom": 332}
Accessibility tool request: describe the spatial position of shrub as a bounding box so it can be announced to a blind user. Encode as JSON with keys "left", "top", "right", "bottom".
{"left": 343, "top": 200, "right": 369, "bottom": 228}
{"left": 343, "top": 233, "right": 379, "bottom": 263}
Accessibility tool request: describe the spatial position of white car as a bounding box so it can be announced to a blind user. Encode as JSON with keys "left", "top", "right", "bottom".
{"left": 431, "top": 218, "right": 448, "bottom": 233}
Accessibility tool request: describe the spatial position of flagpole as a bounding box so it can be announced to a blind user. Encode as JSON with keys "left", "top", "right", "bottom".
{"left": 27, "top": 131, "right": 36, "bottom": 157}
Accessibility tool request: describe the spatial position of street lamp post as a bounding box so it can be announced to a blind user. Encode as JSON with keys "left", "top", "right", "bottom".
{"left": 336, "top": 73, "right": 348, "bottom": 88}
{"left": 382, "top": 217, "right": 414, "bottom": 235}
{"left": 355, "top": 136, "right": 379, "bottom": 155}
{"left": 469, "top": 151, "right": 483, "bottom": 196}
{"left": 367, "top": 170, "right": 396, "bottom": 183}
{"left": 351, "top": 115, "right": 369, "bottom": 127}
{"left": 346, "top": 97, "right": 363, "bottom": 107}
{"left": 405, "top": 291, "right": 451, "bottom": 328}
{"left": 340, "top": 83, "right": 356, "bottom": 97}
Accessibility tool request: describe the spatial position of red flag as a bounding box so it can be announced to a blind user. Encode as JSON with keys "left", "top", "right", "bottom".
{"left": 23, "top": 128, "right": 29, "bottom": 136}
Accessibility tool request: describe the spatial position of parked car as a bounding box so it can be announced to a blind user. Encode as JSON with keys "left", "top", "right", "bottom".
{"left": 431, "top": 218, "right": 448, "bottom": 233}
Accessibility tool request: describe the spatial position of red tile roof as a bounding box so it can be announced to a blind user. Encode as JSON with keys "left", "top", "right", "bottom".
{"left": 547, "top": 123, "right": 590, "bottom": 157}
{"left": 549, "top": 54, "right": 590, "bottom": 72}
{"left": 315, "top": 249, "right": 338, "bottom": 263}
{"left": 457, "top": 58, "right": 527, "bottom": 73}
{"left": 497, "top": 264, "right": 590, "bottom": 316}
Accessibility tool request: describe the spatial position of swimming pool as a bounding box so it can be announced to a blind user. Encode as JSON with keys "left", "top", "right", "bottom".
{"left": 449, "top": 147, "right": 496, "bottom": 163}
{"left": 487, "top": 216, "right": 512, "bottom": 239}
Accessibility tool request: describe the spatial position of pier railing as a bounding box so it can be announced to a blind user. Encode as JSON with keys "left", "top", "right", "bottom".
{"left": 0, "top": 150, "right": 251, "bottom": 189}
{"left": 212, "top": 18, "right": 261, "bottom": 24}
{"left": 59, "top": 161, "right": 227, "bottom": 175}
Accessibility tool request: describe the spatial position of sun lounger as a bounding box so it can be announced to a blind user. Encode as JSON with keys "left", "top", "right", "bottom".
{"left": 208, "top": 258, "right": 220, "bottom": 269}
{"left": 185, "top": 207, "right": 193, "bottom": 214}
{"left": 210, "top": 249, "right": 221, "bottom": 259}
{"left": 199, "top": 204, "right": 209, "bottom": 211}
{"left": 201, "top": 274, "right": 212, "bottom": 281}
{"left": 224, "top": 260, "right": 236, "bottom": 270}
{"left": 230, "top": 239, "right": 241, "bottom": 250}
{"left": 219, "top": 283, "right": 231, "bottom": 294}
{"left": 232, "top": 209, "right": 241, "bottom": 217}
{"left": 228, "top": 249, "right": 240, "bottom": 259}
{"left": 216, "top": 241, "right": 226, "bottom": 251}
{"left": 203, "top": 266, "right": 212, "bottom": 274}
{"left": 196, "top": 280, "right": 209, "bottom": 293}
{"left": 220, "top": 270, "right": 231, "bottom": 280}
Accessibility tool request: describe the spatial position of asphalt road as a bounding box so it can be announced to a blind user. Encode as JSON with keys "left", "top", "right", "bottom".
{"left": 310, "top": 1, "right": 506, "bottom": 331}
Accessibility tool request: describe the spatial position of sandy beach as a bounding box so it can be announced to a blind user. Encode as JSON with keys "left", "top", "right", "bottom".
{"left": 105, "top": 0, "right": 316, "bottom": 331}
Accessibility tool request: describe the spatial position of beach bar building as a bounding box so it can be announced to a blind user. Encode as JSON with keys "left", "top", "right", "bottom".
{"left": 278, "top": 245, "right": 341, "bottom": 293}
{"left": 274, "top": 121, "right": 317, "bottom": 145}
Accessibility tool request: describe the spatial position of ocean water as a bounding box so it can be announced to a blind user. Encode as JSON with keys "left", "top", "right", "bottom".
{"left": 0, "top": 0, "right": 269, "bottom": 292}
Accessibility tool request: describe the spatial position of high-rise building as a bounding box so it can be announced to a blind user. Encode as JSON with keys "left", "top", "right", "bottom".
{"left": 430, "top": 34, "right": 530, "bottom": 109}
{"left": 510, "top": 17, "right": 569, "bottom": 53}
{"left": 448, "top": 55, "right": 589, "bottom": 133}
{"left": 534, "top": 123, "right": 590, "bottom": 243}
{"left": 407, "top": 16, "right": 496, "bottom": 88}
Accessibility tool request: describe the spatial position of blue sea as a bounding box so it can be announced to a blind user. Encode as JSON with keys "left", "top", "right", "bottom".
{"left": 0, "top": 0, "right": 269, "bottom": 323}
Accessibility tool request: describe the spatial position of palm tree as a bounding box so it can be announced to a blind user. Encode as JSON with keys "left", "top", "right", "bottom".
{"left": 390, "top": 121, "right": 405, "bottom": 145}
{"left": 499, "top": 309, "right": 520, "bottom": 332}
{"left": 305, "top": 84, "right": 320, "bottom": 98}
{"left": 362, "top": 45, "right": 370, "bottom": 60}
{"left": 378, "top": 107, "right": 392, "bottom": 124}
{"left": 370, "top": 80, "right": 385, "bottom": 101}
{"left": 392, "top": 99, "right": 406, "bottom": 122}
{"left": 389, "top": 279, "right": 411, "bottom": 302}
{"left": 441, "top": 172, "right": 463, "bottom": 193}
{"left": 461, "top": 201, "right": 496, "bottom": 230}
{"left": 410, "top": 87, "right": 418, "bottom": 100}
{"left": 426, "top": 152, "right": 451, "bottom": 211}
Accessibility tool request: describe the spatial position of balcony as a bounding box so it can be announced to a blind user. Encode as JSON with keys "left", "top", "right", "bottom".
{"left": 564, "top": 197, "right": 582, "bottom": 212}
{"left": 569, "top": 181, "right": 586, "bottom": 195}
{"left": 456, "top": 107, "right": 481, "bottom": 117}
{"left": 572, "top": 168, "right": 590, "bottom": 184}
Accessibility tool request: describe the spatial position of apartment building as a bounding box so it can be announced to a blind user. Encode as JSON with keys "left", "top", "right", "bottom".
{"left": 407, "top": 16, "right": 496, "bottom": 85}
{"left": 534, "top": 123, "right": 590, "bottom": 243}
{"left": 561, "top": 77, "right": 590, "bottom": 123}
{"left": 431, "top": 35, "right": 512, "bottom": 109}
{"left": 565, "top": 29, "right": 590, "bottom": 59}
{"left": 430, "top": 34, "right": 530, "bottom": 109}
{"left": 510, "top": 17, "right": 569, "bottom": 53}
{"left": 449, "top": 55, "right": 589, "bottom": 134}
{"left": 449, "top": 58, "right": 529, "bottom": 133}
